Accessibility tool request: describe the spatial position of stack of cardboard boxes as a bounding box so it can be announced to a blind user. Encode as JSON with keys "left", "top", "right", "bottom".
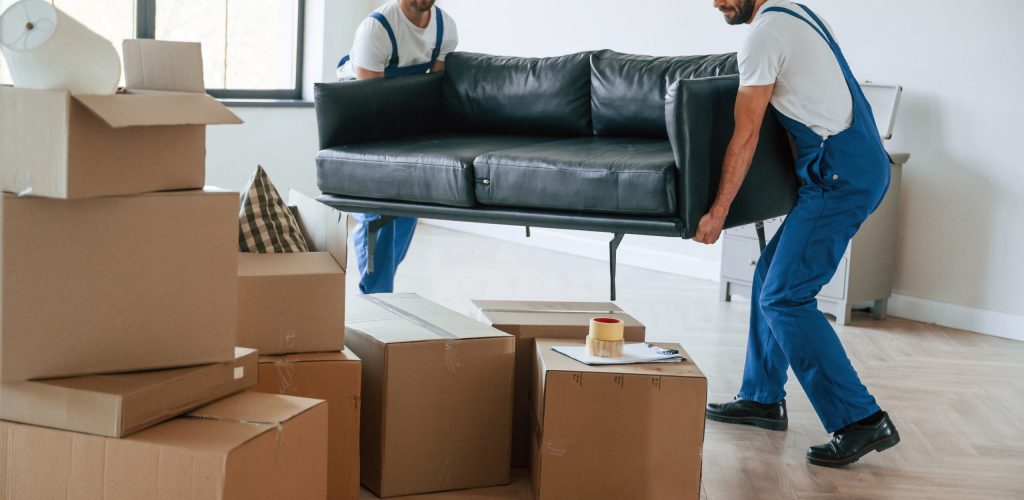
{"left": 0, "top": 39, "right": 328, "bottom": 499}
{"left": 244, "top": 189, "right": 362, "bottom": 500}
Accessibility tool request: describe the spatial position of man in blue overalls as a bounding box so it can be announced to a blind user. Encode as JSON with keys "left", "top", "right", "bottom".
{"left": 699, "top": 0, "right": 900, "bottom": 467}
{"left": 337, "top": 0, "right": 458, "bottom": 293}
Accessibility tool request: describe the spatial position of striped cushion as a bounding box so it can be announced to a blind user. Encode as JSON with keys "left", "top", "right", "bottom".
{"left": 238, "top": 165, "right": 309, "bottom": 253}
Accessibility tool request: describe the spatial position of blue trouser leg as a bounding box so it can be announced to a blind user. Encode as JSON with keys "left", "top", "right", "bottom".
{"left": 738, "top": 221, "right": 790, "bottom": 405}
{"left": 352, "top": 213, "right": 418, "bottom": 294}
{"left": 742, "top": 183, "right": 881, "bottom": 433}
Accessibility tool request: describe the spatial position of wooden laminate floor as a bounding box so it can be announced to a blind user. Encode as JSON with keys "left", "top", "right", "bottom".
{"left": 355, "top": 224, "right": 1024, "bottom": 500}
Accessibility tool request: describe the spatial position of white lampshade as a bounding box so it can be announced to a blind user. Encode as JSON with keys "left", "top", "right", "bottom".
{"left": 0, "top": 0, "right": 120, "bottom": 95}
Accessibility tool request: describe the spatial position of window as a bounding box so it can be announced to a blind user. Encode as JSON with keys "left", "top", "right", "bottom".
{"left": 1, "top": 0, "right": 304, "bottom": 100}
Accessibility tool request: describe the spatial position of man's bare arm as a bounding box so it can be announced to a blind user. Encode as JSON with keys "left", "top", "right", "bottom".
{"left": 694, "top": 84, "right": 775, "bottom": 244}
{"left": 431, "top": 60, "right": 445, "bottom": 73}
{"left": 355, "top": 66, "right": 386, "bottom": 80}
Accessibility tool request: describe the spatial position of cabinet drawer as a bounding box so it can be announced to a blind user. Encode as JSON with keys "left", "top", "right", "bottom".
{"left": 723, "top": 237, "right": 849, "bottom": 301}
{"left": 820, "top": 258, "right": 848, "bottom": 300}
{"left": 722, "top": 236, "right": 760, "bottom": 282}
{"left": 725, "top": 218, "right": 783, "bottom": 240}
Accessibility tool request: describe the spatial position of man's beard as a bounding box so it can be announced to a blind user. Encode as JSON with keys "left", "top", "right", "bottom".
{"left": 722, "top": 0, "right": 756, "bottom": 25}
{"left": 407, "top": 0, "right": 436, "bottom": 13}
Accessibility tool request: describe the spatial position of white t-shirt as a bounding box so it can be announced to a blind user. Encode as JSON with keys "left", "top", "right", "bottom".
{"left": 739, "top": 0, "right": 852, "bottom": 138}
{"left": 337, "top": 1, "right": 458, "bottom": 80}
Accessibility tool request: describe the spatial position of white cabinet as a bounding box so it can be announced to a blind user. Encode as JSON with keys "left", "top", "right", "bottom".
{"left": 719, "top": 154, "right": 908, "bottom": 325}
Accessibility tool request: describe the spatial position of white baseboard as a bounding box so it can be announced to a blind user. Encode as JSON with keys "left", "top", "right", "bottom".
{"left": 887, "top": 294, "right": 1024, "bottom": 342}
{"left": 425, "top": 220, "right": 721, "bottom": 281}
{"left": 424, "top": 220, "right": 1024, "bottom": 342}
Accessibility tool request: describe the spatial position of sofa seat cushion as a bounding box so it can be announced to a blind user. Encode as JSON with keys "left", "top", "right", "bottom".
{"left": 317, "top": 134, "right": 550, "bottom": 207}
{"left": 474, "top": 137, "right": 678, "bottom": 216}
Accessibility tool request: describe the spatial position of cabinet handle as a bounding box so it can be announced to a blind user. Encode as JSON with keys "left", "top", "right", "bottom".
{"left": 748, "top": 260, "right": 757, "bottom": 266}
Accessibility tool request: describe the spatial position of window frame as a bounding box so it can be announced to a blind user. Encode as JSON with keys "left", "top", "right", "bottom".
{"left": 135, "top": 0, "right": 305, "bottom": 100}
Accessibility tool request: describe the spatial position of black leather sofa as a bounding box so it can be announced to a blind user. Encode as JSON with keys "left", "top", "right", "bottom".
{"left": 314, "top": 50, "right": 798, "bottom": 297}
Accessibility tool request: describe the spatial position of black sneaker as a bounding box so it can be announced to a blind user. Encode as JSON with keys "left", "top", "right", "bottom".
{"left": 806, "top": 411, "right": 900, "bottom": 468}
{"left": 706, "top": 398, "right": 788, "bottom": 431}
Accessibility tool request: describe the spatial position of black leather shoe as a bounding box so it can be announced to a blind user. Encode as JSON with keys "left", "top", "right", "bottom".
{"left": 807, "top": 412, "right": 900, "bottom": 467}
{"left": 706, "top": 398, "right": 788, "bottom": 431}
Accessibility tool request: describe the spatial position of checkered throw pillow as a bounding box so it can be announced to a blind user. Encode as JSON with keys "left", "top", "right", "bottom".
{"left": 238, "top": 165, "right": 309, "bottom": 253}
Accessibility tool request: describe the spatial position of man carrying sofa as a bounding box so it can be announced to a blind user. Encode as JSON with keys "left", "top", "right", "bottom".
{"left": 337, "top": 0, "right": 459, "bottom": 293}
{"left": 699, "top": 0, "right": 900, "bottom": 467}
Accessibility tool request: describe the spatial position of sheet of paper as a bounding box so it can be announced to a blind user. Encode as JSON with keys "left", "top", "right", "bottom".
{"left": 551, "top": 343, "right": 684, "bottom": 366}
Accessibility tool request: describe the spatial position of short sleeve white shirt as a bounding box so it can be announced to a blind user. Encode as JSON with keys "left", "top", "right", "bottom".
{"left": 338, "top": 1, "right": 458, "bottom": 80}
{"left": 739, "top": 0, "right": 852, "bottom": 138}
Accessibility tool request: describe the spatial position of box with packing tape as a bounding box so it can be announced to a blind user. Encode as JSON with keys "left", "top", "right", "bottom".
{"left": 346, "top": 293, "right": 515, "bottom": 498}
{"left": 0, "top": 39, "right": 241, "bottom": 200}
{"left": 1, "top": 187, "right": 239, "bottom": 381}
{"left": 254, "top": 349, "right": 362, "bottom": 500}
{"left": 473, "top": 300, "right": 646, "bottom": 466}
{"left": 530, "top": 338, "right": 707, "bottom": 500}
{"left": 237, "top": 190, "right": 348, "bottom": 354}
{"left": 0, "top": 348, "right": 257, "bottom": 438}
{"left": 0, "top": 391, "right": 328, "bottom": 500}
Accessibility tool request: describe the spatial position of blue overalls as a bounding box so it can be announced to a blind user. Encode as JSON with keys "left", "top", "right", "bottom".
{"left": 340, "top": 6, "right": 445, "bottom": 294}
{"left": 738, "top": 4, "right": 892, "bottom": 433}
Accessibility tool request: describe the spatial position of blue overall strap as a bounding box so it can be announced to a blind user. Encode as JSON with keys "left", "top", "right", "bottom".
{"left": 795, "top": 4, "right": 838, "bottom": 47}
{"left": 762, "top": 6, "right": 830, "bottom": 47}
{"left": 369, "top": 11, "right": 400, "bottom": 69}
{"left": 430, "top": 6, "right": 445, "bottom": 67}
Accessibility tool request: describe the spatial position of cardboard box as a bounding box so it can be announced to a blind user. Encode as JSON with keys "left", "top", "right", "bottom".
{"left": 1, "top": 188, "right": 238, "bottom": 381}
{"left": 0, "top": 348, "right": 257, "bottom": 438}
{"left": 473, "top": 300, "right": 646, "bottom": 467}
{"left": 0, "top": 391, "right": 327, "bottom": 500}
{"left": 237, "top": 190, "right": 349, "bottom": 355}
{"left": 530, "top": 339, "right": 707, "bottom": 500}
{"left": 0, "top": 39, "right": 241, "bottom": 199}
{"left": 347, "top": 293, "right": 515, "bottom": 498}
{"left": 254, "top": 349, "right": 362, "bottom": 500}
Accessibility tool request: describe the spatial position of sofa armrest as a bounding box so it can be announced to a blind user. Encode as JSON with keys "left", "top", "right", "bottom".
{"left": 666, "top": 75, "right": 798, "bottom": 239}
{"left": 314, "top": 73, "right": 445, "bottom": 150}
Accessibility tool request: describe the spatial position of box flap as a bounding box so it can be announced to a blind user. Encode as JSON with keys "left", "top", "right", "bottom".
{"left": 187, "top": 391, "right": 323, "bottom": 425}
{"left": 473, "top": 300, "right": 643, "bottom": 328}
{"left": 33, "top": 348, "right": 256, "bottom": 395}
{"left": 74, "top": 92, "right": 242, "bottom": 128}
{"left": 259, "top": 348, "right": 361, "bottom": 364}
{"left": 123, "top": 39, "right": 206, "bottom": 93}
{"left": 238, "top": 252, "right": 343, "bottom": 278}
{"left": 347, "top": 293, "right": 512, "bottom": 344}
{"left": 535, "top": 339, "right": 704, "bottom": 379}
{"left": 289, "top": 189, "right": 348, "bottom": 271}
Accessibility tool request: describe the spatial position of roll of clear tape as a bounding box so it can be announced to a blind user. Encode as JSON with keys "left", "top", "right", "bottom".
{"left": 0, "top": 0, "right": 120, "bottom": 95}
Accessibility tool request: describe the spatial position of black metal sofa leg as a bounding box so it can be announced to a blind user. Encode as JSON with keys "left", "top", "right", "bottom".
{"left": 609, "top": 233, "right": 625, "bottom": 301}
{"left": 365, "top": 215, "right": 398, "bottom": 274}
{"left": 755, "top": 221, "right": 767, "bottom": 252}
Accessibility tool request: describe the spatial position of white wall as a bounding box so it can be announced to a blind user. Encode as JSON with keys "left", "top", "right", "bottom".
{"left": 205, "top": 0, "right": 1024, "bottom": 335}
{"left": 206, "top": 0, "right": 375, "bottom": 197}
{"left": 429, "top": 0, "right": 1024, "bottom": 324}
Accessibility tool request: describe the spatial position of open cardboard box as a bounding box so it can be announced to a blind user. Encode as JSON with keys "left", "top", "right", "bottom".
{"left": 236, "top": 190, "right": 349, "bottom": 354}
{"left": 0, "top": 39, "right": 242, "bottom": 199}
{"left": 0, "top": 392, "right": 328, "bottom": 500}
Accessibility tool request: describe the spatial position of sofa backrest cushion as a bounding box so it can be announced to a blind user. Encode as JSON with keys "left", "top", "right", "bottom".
{"left": 591, "top": 50, "right": 738, "bottom": 138}
{"left": 443, "top": 51, "right": 593, "bottom": 137}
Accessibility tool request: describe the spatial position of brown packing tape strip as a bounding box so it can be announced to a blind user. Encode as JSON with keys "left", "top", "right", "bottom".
{"left": 363, "top": 295, "right": 459, "bottom": 340}
{"left": 275, "top": 359, "right": 298, "bottom": 394}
